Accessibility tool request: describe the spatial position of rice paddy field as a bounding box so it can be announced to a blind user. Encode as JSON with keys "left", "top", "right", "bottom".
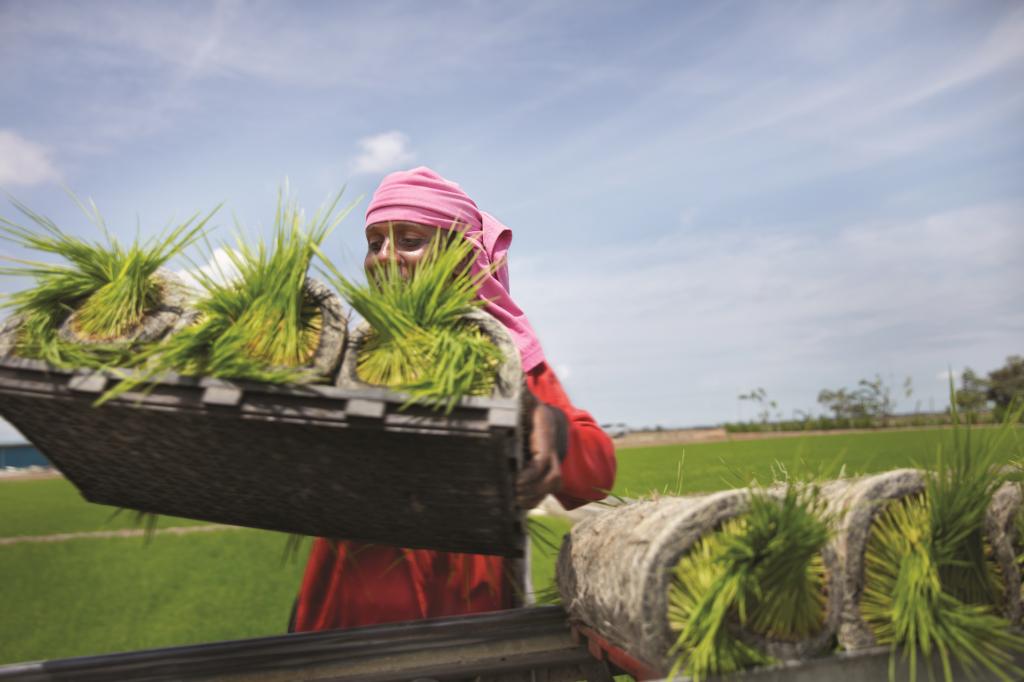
{"left": 0, "top": 426, "right": 1011, "bottom": 666}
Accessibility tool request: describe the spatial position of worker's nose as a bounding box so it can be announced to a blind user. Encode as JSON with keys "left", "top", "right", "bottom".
{"left": 369, "top": 239, "right": 391, "bottom": 266}
{"left": 365, "top": 238, "right": 408, "bottom": 281}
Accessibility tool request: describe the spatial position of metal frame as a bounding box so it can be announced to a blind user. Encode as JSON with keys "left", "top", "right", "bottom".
{"left": 0, "top": 607, "right": 611, "bottom": 682}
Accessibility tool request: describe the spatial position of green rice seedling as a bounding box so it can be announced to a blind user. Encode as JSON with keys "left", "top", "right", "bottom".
{"left": 666, "top": 484, "right": 831, "bottom": 681}
{"left": 859, "top": 399, "right": 1024, "bottom": 682}
{"left": 99, "top": 189, "right": 357, "bottom": 402}
{"left": 317, "top": 228, "right": 505, "bottom": 413}
{"left": 0, "top": 195, "right": 215, "bottom": 368}
{"left": 1016, "top": 490, "right": 1024, "bottom": 612}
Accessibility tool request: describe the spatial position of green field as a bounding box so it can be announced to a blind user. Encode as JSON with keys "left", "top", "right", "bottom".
{"left": 0, "top": 477, "right": 209, "bottom": 538}
{"left": 0, "top": 479, "right": 572, "bottom": 666}
{"left": 610, "top": 427, "right": 1006, "bottom": 496}
{"left": 0, "top": 426, "right": 1017, "bottom": 666}
{"left": 0, "top": 529, "right": 305, "bottom": 662}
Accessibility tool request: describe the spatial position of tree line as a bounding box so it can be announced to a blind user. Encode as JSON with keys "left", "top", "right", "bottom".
{"left": 954, "top": 355, "right": 1024, "bottom": 422}
{"left": 726, "top": 355, "right": 1022, "bottom": 433}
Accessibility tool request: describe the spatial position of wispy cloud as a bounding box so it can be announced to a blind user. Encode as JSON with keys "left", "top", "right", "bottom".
{"left": 489, "top": 2, "right": 1024, "bottom": 212}
{"left": 0, "top": 130, "right": 61, "bottom": 187}
{"left": 514, "top": 202, "right": 1024, "bottom": 426}
{"left": 350, "top": 132, "right": 415, "bottom": 175}
{"left": 0, "top": 1, "right": 554, "bottom": 89}
{"left": 891, "top": 6, "right": 1024, "bottom": 111}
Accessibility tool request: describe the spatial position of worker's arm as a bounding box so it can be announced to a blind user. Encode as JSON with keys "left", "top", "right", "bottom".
{"left": 517, "top": 362, "right": 616, "bottom": 511}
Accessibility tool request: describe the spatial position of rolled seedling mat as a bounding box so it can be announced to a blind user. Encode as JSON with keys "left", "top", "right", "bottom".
{"left": 338, "top": 306, "right": 531, "bottom": 470}
{"left": 55, "top": 268, "right": 190, "bottom": 346}
{"left": 0, "top": 269, "right": 193, "bottom": 360}
{"left": 164, "top": 276, "right": 348, "bottom": 380}
{"left": 293, "top": 277, "right": 348, "bottom": 379}
{"left": 149, "top": 277, "right": 347, "bottom": 381}
{"left": 826, "top": 468, "right": 927, "bottom": 650}
{"left": 0, "top": 309, "right": 527, "bottom": 556}
{"left": 555, "top": 488, "right": 842, "bottom": 675}
{"left": 337, "top": 307, "right": 523, "bottom": 396}
{"left": 986, "top": 480, "right": 1023, "bottom": 624}
{"left": 0, "top": 314, "right": 23, "bottom": 359}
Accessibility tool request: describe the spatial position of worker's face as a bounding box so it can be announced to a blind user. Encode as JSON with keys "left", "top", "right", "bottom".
{"left": 364, "top": 221, "right": 438, "bottom": 280}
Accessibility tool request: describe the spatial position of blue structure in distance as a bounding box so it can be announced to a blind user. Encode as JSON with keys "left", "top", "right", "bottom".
{"left": 0, "top": 441, "right": 51, "bottom": 469}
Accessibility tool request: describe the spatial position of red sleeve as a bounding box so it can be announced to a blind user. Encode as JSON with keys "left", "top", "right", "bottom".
{"left": 526, "top": 361, "right": 617, "bottom": 510}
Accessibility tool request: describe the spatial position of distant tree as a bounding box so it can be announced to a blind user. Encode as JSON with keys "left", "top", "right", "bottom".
{"left": 856, "top": 374, "right": 895, "bottom": 424}
{"left": 739, "top": 387, "right": 767, "bottom": 403}
{"left": 817, "top": 388, "right": 842, "bottom": 420}
{"left": 817, "top": 387, "right": 867, "bottom": 423}
{"left": 739, "top": 387, "right": 777, "bottom": 424}
{"left": 792, "top": 409, "right": 813, "bottom": 426}
{"left": 955, "top": 367, "right": 989, "bottom": 413}
{"left": 818, "top": 374, "right": 902, "bottom": 426}
{"left": 987, "top": 355, "right": 1024, "bottom": 419}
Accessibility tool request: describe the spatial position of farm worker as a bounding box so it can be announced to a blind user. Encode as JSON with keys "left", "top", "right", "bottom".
{"left": 291, "top": 167, "right": 617, "bottom": 630}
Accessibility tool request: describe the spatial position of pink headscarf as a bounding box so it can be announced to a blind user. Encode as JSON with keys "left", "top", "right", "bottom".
{"left": 365, "top": 166, "right": 545, "bottom": 372}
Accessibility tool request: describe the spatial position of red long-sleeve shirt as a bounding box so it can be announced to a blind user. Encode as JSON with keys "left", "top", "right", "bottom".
{"left": 293, "top": 361, "right": 616, "bottom": 631}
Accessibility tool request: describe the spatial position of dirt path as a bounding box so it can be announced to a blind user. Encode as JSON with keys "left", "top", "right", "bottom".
{"left": 0, "top": 468, "right": 63, "bottom": 482}
{"left": 0, "top": 523, "right": 244, "bottom": 546}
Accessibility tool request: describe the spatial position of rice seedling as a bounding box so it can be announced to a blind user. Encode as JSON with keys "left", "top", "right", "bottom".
{"left": 99, "top": 188, "right": 356, "bottom": 402}
{"left": 317, "top": 227, "right": 505, "bottom": 413}
{"left": 1016, "top": 490, "right": 1024, "bottom": 612}
{"left": 859, "top": 399, "right": 1024, "bottom": 682}
{"left": 666, "top": 484, "right": 831, "bottom": 681}
{"left": 0, "top": 194, "right": 215, "bottom": 368}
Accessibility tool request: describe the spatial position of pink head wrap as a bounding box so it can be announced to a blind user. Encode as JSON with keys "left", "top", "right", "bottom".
{"left": 364, "top": 166, "right": 545, "bottom": 372}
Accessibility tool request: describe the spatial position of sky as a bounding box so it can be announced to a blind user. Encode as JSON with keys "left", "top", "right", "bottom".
{"left": 0, "top": 0, "right": 1022, "bottom": 439}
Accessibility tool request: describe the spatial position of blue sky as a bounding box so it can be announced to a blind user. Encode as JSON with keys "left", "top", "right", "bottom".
{"left": 1, "top": 0, "right": 1022, "bottom": 439}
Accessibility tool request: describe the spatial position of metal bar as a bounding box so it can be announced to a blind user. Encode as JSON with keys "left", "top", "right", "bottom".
{"left": 67, "top": 374, "right": 108, "bottom": 394}
{"left": 0, "top": 607, "right": 596, "bottom": 682}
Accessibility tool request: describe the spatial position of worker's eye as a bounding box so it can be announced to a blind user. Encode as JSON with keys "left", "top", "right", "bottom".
{"left": 397, "top": 236, "right": 427, "bottom": 250}
{"left": 367, "top": 239, "right": 383, "bottom": 253}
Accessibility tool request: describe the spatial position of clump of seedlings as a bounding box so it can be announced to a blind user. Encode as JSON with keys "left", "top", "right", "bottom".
{"left": 100, "top": 189, "right": 355, "bottom": 402}
{"left": 0, "top": 195, "right": 214, "bottom": 368}
{"left": 858, "top": 403, "right": 1024, "bottom": 682}
{"left": 319, "top": 229, "right": 505, "bottom": 413}
{"left": 666, "top": 484, "right": 831, "bottom": 681}
{"left": 1016, "top": 493, "right": 1024, "bottom": 613}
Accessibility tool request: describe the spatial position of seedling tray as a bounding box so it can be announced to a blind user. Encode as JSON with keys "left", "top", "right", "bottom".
{"left": 0, "top": 356, "right": 526, "bottom": 556}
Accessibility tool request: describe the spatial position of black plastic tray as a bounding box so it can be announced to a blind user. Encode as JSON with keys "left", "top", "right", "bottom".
{"left": 0, "top": 356, "right": 526, "bottom": 557}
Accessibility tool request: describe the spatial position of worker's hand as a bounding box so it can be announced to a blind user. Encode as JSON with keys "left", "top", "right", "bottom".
{"left": 517, "top": 404, "right": 562, "bottom": 509}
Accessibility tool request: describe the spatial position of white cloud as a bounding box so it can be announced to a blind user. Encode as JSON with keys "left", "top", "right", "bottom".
{"left": 350, "top": 131, "right": 415, "bottom": 175}
{"left": 0, "top": 130, "right": 61, "bottom": 187}
{"left": 892, "top": 6, "right": 1024, "bottom": 112}
{"left": 513, "top": 202, "right": 1024, "bottom": 427}
{"left": 175, "top": 247, "right": 240, "bottom": 291}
